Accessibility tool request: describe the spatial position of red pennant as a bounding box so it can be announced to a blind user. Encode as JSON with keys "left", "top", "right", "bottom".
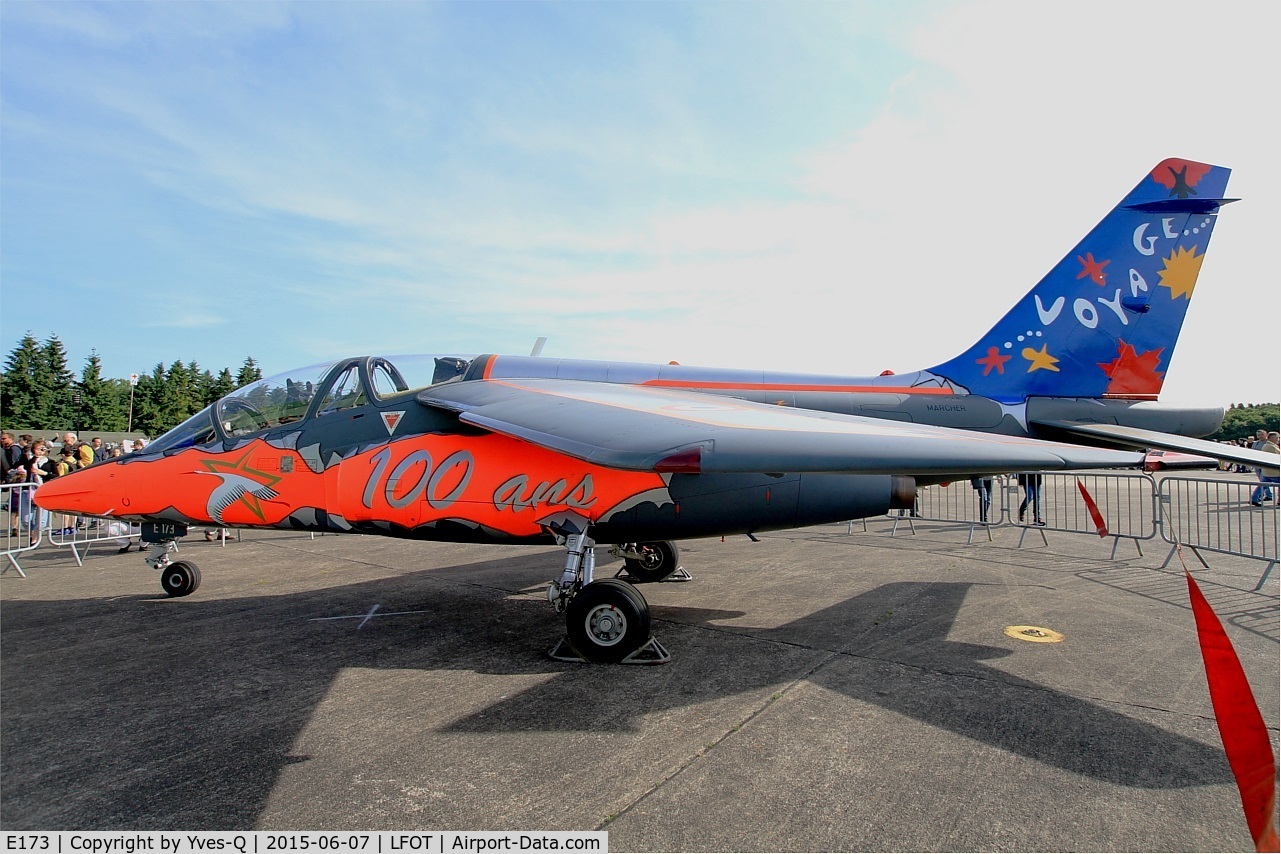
{"left": 1075, "top": 479, "right": 1108, "bottom": 537}
{"left": 1186, "top": 570, "right": 1278, "bottom": 852}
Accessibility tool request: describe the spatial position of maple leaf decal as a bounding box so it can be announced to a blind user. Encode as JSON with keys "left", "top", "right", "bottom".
{"left": 1099, "top": 341, "right": 1165, "bottom": 396}
{"left": 1149, "top": 159, "right": 1213, "bottom": 198}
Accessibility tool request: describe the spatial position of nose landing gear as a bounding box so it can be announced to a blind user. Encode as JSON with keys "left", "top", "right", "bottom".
{"left": 140, "top": 522, "right": 201, "bottom": 598}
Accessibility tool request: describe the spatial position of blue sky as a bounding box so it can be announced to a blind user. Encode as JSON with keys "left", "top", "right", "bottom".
{"left": 2, "top": 1, "right": 1275, "bottom": 406}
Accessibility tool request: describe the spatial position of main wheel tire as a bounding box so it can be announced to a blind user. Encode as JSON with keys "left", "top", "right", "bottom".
{"left": 565, "top": 579, "right": 651, "bottom": 663}
{"left": 624, "top": 541, "right": 680, "bottom": 583}
{"left": 160, "top": 560, "right": 201, "bottom": 598}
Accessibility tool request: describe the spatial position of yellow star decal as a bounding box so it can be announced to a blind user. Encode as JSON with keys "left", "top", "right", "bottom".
{"left": 1022, "top": 344, "right": 1060, "bottom": 373}
{"left": 1158, "top": 244, "right": 1203, "bottom": 300}
{"left": 200, "top": 449, "right": 284, "bottom": 522}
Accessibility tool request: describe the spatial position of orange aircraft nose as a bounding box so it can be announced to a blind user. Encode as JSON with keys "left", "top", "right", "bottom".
{"left": 33, "top": 462, "right": 122, "bottom": 517}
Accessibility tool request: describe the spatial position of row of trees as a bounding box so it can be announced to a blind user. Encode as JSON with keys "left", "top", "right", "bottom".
{"left": 0, "top": 332, "right": 263, "bottom": 438}
{"left": 1208, "top": 402, "right": 1280, "bottom": 443}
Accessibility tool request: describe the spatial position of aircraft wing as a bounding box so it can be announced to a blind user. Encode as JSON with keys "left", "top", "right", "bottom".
{"left": 419, "top": 378, "right": 1143, "bottom": 476}
{"left": 1034, "top": 420, "right": 1280, "bottom": 474}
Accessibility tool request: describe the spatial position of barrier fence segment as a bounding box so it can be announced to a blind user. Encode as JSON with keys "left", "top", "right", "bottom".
{"left": 1003, "top": 472, "right": 1158, "bottom": 557}
{"left": 1, "top": 482, "right": 43, "bottom": 577}
{"left": 1037, "top": 472, "right": 1154, "bottom": 553}
{"left": 1159, "top": 475, "right": 1279, "bottom": 590}
{"left": 889, "top": 472, "right": 1160, "bottom": 556}
{"left": 44, "top": 515, "right": 145, "bottom": 566}
{"left": 891, "top": 477, "right": 998, "bottom": 543}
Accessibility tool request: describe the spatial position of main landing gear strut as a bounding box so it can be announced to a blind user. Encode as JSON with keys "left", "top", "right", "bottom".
{"left": 610, "top": 541, "right": 691, "bottom": 584}
{"left": 546, "top": 533, "right": 673, "bottom": 665}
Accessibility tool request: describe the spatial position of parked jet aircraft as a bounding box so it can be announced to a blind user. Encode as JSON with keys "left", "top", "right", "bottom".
{"left": 35, "top": 157, "right": 1267, "bottom": 663}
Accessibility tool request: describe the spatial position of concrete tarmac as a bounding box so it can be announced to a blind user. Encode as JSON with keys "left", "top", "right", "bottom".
{"left": 2, "top": 517, "right": 1277, "bottom": 851}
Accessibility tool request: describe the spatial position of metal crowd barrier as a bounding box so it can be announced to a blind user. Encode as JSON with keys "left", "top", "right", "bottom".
{"left": 45, "top": 516, "right": 145, "bottom": 566}
{"left": 1, "top": 482, "right": 43, "bottom": 577}
{"left": 1007, "top": 471, "right": 1158, "bottom": 557}
{"left": 889, "top": 476, "right": 1001, "bottom": 544}
{"left": 1158, "top": 475, "right": 1278, "bottom": 590}
{"left": 875, "top": 470, "right": 1277, "bottom": 590}
{"left": 891, "top": 472, "right": 1159, "bottom": 556}
{"left": 3, "top": 480, "right": 150, "bottom": 574}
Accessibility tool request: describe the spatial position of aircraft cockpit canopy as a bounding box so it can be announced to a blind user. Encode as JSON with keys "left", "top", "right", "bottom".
{"left": 145, "top": 355, "right": 475, "bottom": 454}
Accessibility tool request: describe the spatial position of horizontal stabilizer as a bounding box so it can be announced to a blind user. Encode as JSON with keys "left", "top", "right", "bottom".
{"left": 1034, "top": 420, "right": 1279, "bottom": 474}
{"left": 1123, "top": 197, "right": 1238, "bottom": 214}
{"left": 421, "top": 379, "right": 1144, "bottom": 476}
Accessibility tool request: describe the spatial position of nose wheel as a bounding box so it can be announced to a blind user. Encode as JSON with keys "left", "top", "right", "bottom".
{"left": 142, "top": 534, "right": 201, "bottom": 598}
{"left": 159, "top": 559, "right": 202, "bottom": 597}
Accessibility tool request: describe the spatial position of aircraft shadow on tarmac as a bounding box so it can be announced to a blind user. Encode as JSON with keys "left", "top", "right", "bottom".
{"left": 0, "top": 564, "right": 1231, "bottom": 830}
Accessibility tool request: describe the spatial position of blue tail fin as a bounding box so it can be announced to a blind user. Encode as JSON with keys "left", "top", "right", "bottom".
{"left": 927, "top": 159, "right": 1233, "bottom": 404}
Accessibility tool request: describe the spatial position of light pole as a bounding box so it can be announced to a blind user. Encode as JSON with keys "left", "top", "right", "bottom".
{"left": 128, "top": 373, "right": 138, "bottom": 433}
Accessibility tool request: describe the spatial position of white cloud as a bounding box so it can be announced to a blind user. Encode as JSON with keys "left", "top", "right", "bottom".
{"left": 3, "top": 0, "right": 1276, "bottom": 410}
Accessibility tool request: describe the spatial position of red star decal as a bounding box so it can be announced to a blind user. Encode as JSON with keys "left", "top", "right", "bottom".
{"left": 1099, "top": 341, "right": 1165, "bottom": 396}
{"left": 976, "top": 346, "right": 1012, "bottom": 376}
{"left": 1076, "top": 252, "right": 1110, "bottom": 286}
{"left": 200, "top": 449, "right": 284, "bottom": 522}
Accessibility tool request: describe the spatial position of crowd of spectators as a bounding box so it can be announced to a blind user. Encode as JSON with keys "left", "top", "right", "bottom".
{"left": 3, "top": 431, "right": 148, "bottom": 536}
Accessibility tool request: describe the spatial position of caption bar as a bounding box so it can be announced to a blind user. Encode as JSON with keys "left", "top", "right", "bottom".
{"left": 3, "top": 834, "right": 606, "bottom": 854}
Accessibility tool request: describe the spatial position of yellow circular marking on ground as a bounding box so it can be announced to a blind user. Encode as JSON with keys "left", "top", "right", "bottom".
{"left": 1004, "top": 625, "right": 1065, "bottom": 643}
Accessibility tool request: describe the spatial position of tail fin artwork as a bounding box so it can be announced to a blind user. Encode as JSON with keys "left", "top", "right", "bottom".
{"left": 928, "top": 159, "right": 1233, "bottom": 404}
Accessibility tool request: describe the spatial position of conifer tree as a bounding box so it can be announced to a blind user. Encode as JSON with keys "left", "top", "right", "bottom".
{"left": 131, "top": 363, "right": 167, "bottom": 437}
{"left": 210, "top": 368, "right": 236, "bottom": 402}
{"left": 39, "top": 335, "right": 75, "bottom": 430}
{"left": 0, "top": 332, "right": 43, "bottom": 427}
{"left": 236, "top": 356, "right": 262, "bottom": 388}
{"left": 79, "top": 351, "right": 127, "bottom": 432}
{"left": 164, "top": 359, "right": 194, "bottom": 426}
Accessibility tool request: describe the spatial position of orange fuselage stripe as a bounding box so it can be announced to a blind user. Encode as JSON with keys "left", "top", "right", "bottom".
{"left": 640, "top": 379, "right": 955, "bottom": 395}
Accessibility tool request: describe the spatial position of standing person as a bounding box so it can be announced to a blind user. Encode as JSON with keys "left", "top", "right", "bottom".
{"left": 90, "top": 437, "right": 109, "bottom": 464}
{"left": 52, "top": 449, "right": 80, "bottom": 534}
{"left": 61, "top": 432, "right": 94, "bottom": 470}
{"left": 22, "top": 439, "right": 56, "bottom": 534}
{"left": 1017, "top": 472, "right": 1044, "bottom": 526}
{"left": 970, "top": 476, "right": 994, "bottom": 523}
{"left": 1251, "top": 431, "right": 1279, "bottom": 506}
{"left": 2, "top": 432, "right": 25, "bottom": 536}
{"left": 1, "top": 432, "right": 21, "bottom": 478}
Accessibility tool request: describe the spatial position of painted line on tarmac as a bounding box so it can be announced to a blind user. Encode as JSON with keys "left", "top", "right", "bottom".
{"left": 308, "top": 603, "right": 431, "bottom": 628}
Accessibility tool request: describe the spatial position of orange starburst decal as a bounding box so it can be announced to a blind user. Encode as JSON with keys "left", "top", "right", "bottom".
{"left": 1099, "top": 341, "right": 1164, "bottom": 396}
{"left": 1158, "top": 245, "right": 1204, "bottom": 300}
